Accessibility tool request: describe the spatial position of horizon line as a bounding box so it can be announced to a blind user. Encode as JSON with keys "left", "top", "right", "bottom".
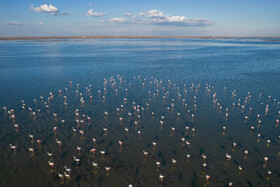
{"left": 0, "top": 36, "right": 280, "bottom": 40}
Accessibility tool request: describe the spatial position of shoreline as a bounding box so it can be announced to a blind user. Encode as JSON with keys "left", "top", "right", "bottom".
{"left": 0, "top": 36, "right": 280, "bottom": 40}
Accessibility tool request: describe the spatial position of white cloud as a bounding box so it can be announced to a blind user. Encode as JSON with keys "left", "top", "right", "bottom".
{"left": 6, "top": 21, "right": 23, "bottom": 25}
{"left": 89, "top": 2, "right": 93, "bottom": 6}
{"left": 38, "top": 22, "right": 44, "bottom": 25}
{"left": 31, "top": 4, "right": 58, "bottom": 13}
{"left": 152, "top": 15, "right": 212, "bottom": 26}
{"left": 109, "top": 9, "right": 212, "bottom": 26}
{"left": 139, "top": 9, "right": 165, "bottom": 18}
{"left": 30, "top": 4, "right": 71, "bottom": 16}
{"left": 108, "top": 17, "right": 135, "bottom": 24}
{"left": 108, "top": 17, "right": 127, "bottom": 23}
{"left": 87, "top": 9, "right": 106, "bottom": 17}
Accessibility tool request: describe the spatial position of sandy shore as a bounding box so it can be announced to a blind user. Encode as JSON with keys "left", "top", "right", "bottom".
{"left": 0, "top": 36, "right": 279, "bottom": 40}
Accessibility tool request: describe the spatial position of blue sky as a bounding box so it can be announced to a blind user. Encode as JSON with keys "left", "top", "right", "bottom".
{"left": 0, "top": 0, "right": 279, "bottom": 36}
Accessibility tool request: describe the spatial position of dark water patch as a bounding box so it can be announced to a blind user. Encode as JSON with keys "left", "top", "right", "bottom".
{"left": 98, "top": 176, "right": 104, "bottom": 184}
{"left": 191, "top": 172, "right": 197, "bottom": 187}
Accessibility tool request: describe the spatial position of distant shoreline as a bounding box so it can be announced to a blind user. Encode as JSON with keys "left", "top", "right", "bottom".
{"left": 0, "top": 36, "right": 280, "bottom": 40}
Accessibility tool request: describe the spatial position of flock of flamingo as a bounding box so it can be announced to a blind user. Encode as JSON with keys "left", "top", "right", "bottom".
{"left": 1, "top": 75, "right": 279, "bottom": 186}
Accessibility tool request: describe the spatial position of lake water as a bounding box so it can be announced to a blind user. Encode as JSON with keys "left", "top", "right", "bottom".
{"left": 0, "top": 38, "right": 279, "bottom": 186}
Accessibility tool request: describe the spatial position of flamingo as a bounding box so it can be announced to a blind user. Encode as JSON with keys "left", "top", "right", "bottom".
{"left": 124, "top": 128, "right": 129, "bottom": 133}
{"left": 100, "top": 150, "right": 106, "bottom": 155}
{"left": 159, "top": 174, "right": 164, "bottom": 182}
{"left": 172, "top": 159, "right": 176, "bottom": 165}
{"left": 202, "top": 154, "right": 207, "bottom": 160}
{"left": 73, "top": 156, "right": 81, "bottom": 164}
{"left": 105, "top": 167, "right": 111, "bottom": 172}
{"left": 92, "top": 162, "right": 98, "bottom": 168}
{"left": 79, "top": 130, "right": 84, "bottom": 136}
{"left": 156, "top": 161, "right": 160, "bottom": 168}
{"left": 143, "top": 151, "right": 148, "bottom": 157}
{"left": 226, "top": 153, "right": 231, "bottom": 160}
{"left": 56, "top": 139, "right": 62, "bottom": 146}
{"left": 64, "top": 166, "right": 71, "bottom": 173}
{"left": 9, "top": 144, "right": 16, "bottom": 151}
{"left": 29, "top": 134, "right": 34, "bottom": 139}
{"left": 72, "top": 127, "right": 77, "bottom": 132}
{"left": 48, "top": 161, "right": 55, "bottom": 167}
{"left": 90, "top": 148, "right": 96, "bottom": 154}
{"left": 92, "top": 138, "right": 97, "bottom": 143}
{"left": 28, "top": 148, "right": 35, "bottom": 154}
{"left": 58, "top": 173, "right": 64, "bottom": 179}
{"left": 118, "top": 141, "right": 123, "bottom": 146}
{"left": 64, "top": 172, "right": 70, "bottom": 179}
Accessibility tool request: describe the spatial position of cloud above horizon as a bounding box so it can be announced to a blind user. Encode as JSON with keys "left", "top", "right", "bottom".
{"left": 31, "top": 4, "right": 58, "bottom": 13}
{"left": 31, "top": 4, "right": 72, "bottom": 16}
{"left": 139, "top": 9, "right": 165, "bottom": 18}
{"left": 108, "top": 9, "right": 212, "bottom": 26}
{"left": 87, "top": 9, "right": 106, "bottom": 17}
{"left": 108, "top": 17, "right": 134, "bottom": 24}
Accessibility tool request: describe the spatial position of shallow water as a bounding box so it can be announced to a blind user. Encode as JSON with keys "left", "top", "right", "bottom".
{"left": 0, "top": 38, "right": 280, "bottom": 187}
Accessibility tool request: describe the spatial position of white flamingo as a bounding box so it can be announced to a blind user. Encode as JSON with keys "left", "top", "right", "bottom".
{"left": 64, "top": 166, "right": 71, "bottom": 173}
{"left": 73, "top": 156, "right": 80, "bottom": 164}
{"left": 9, "top": 144, "right": 16, "bottom": 151}
{"left": 159, "top": 174, "right": 164, "bottom": 182}
{"left": 92, "top": 162, "right": 98, "bottom": 168}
